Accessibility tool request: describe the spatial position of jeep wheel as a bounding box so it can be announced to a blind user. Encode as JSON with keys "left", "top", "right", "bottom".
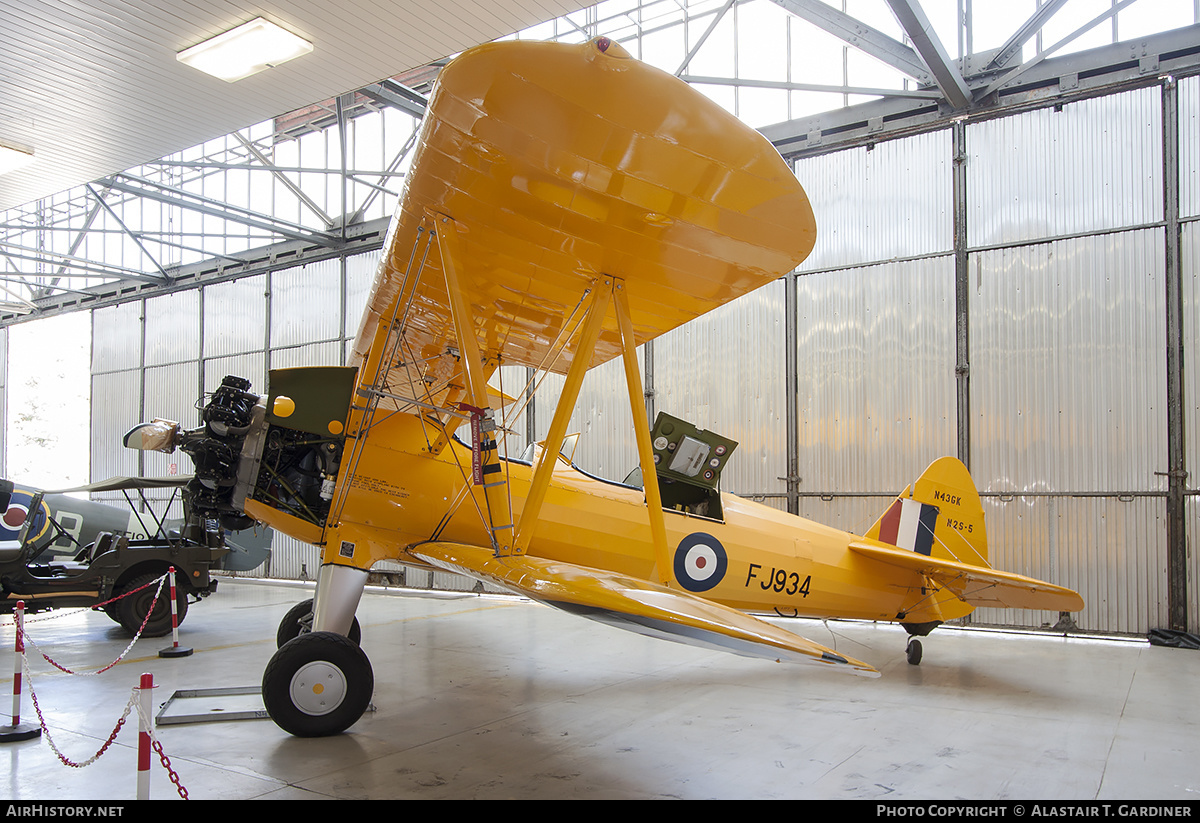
{"left": 116, "top": 573, "right": 188, "bottom": 637}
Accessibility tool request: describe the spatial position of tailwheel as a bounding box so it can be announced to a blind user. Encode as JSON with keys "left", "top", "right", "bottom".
{"left": 262, "top": 631, "right": 374, "bottom": 737}
{"left": 906, "top": 638, "right": 923, "bottom": 666}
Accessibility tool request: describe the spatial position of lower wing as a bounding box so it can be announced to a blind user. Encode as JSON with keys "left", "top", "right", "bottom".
{"left": 848, "top": 540, "right": 1084, "bottom": 612}
{"left": 409, "top": 541, "right": 879, "bottom": 677}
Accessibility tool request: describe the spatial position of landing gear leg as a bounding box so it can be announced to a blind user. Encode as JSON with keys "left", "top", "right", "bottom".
{"left": 906, "top": 638, "right": 923, "bottom": 666}
{"left": 312, "top": 563, "right": 368, "bottom": 635}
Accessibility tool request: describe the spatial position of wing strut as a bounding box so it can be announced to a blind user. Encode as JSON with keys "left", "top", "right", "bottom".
{"left": 434, "top": 214, "right": 514, "bottom": 552}
{"left": 330, "top": 224, "right": 434, "bottom": 528}
{"left": 507, "top": 276, "right": 672, "bottom": 584}
{"left": 513, "top": 280, "right": 612, "bottom": 555}
{"left": 613, "top": 279, "right": 671, "bottom": 586}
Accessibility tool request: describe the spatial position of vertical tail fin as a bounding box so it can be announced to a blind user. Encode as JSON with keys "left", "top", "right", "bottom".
{"left": 865, "top": 457, "right": 989, "bottom": 569}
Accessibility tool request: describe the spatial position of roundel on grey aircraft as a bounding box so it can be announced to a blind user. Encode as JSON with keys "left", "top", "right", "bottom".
{"left": 673, "top": 532, "right": 727, "bottom": 592}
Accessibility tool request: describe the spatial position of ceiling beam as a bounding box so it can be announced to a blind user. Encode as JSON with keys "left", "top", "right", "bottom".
{"left": 0, "top": 241, "right": 170, "bottom": 284}
{"left": 100, "top": 174, "right": 342, "bottom": 249}
{"left": 346, "top": 126, "right": 420, "bottom": 226}
{"left": 769, "top": 0, "right": 934, "bottom": 85}
{"left": 680, "top": 74, "right": 941, "bottom": 99}
{"left": 978, "top": 0, "right": 1143, "bottom": 101}
{"left": 761, "top": 23, "right": 1200, "bottom": 158}
{"left": 676, "top": 0, "right": 737, "bottom": 76}
{"left": 985, "top": 0, "right": 1073, "bottom": 72}
{"left": 233, "top": 134, "right": 335, "bottom": 228}
{"left": 86, "top": 184, "right": 171, "bottom": 283}
{"left": 358, "top": 80, "right": 428, "bottom": 120}
{"left": 884, "top": 0, "right": 972, "bottom": 110}
{"left": 0, "top": 216, "right": 392, "bottom": 328}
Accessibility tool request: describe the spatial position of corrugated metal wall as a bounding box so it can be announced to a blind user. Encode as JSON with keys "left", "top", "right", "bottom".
{"left": 964, "top": 89, "right": 1172, "bottom": 633}
{"left": 1183, "top": 220, "right": 1199, "bottom": 632}
{"left": 531, "top": 356, "right": 638, "bottom": 483}
{"left": 656, "top": 279, "right": 788, "bottom": 499}
{"left": 795, "top": 258, "right": 957, "bottom": 493}
{"left": 797, "top": 130, "right": 953, "bottom": 271}
{"left": 789, "top": 128, "right": 960, "bottom": 547}
{"left": 1180, "top": 76, "right": 1200, "bottom": 634}
{"left": 73, "top": 81, "right": 1196, "bottom": 636}
{"left": 968, "top": 233, "right": 1168, "bottom": 631}
{"left": 966, "top": 90, "right": 1162, "bottom": 245}
{"left": 783, "top": 85, "right": 1189, "bottom": 635}
{"left": 0, "top": 328, "right": 7, "bottom": 477}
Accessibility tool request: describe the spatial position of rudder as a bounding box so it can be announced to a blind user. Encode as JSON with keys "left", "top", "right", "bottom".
{"left": 865, "top": 457, "right": 989, "bottom": 569}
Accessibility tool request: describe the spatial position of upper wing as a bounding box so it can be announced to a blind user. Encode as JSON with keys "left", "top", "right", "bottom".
{"left": 410, "top": 540, "right": 879, "bottom": 677}
{"left": 350, "top": 37, "right": 816, "bottom": 414}
{"left": 848, "top": 540, "right": 1084, "bottom": 612}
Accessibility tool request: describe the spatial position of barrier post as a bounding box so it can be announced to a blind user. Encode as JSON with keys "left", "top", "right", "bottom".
{"left": 1, "top": 601, "right": 41, "bottom": 742}
{"left": 158, "top": 567, "right": 192, "bottom": 658}
{"left": 137, "top": 672, "right": 153, "bottom": 799}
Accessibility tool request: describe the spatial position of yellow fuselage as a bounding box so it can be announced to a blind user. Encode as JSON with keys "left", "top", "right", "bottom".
{"left": 247, "top": 411, "right": 944, "bottom": 625}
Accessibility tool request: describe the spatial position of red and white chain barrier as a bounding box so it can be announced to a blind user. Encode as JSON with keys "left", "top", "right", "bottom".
{"left": 1, "top": 600, "right": 40, "bottom": 741}
{"left": 159, "top": 567, "right": 193, "bottom": 658}
{"left": 4, "top": 576, "right": 191, "bottom": 799}
{"left": 11, "top": 600, "right": 23, "bottom": 725}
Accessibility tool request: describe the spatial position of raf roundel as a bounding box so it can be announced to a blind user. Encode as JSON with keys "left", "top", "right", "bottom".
{"left": 673, "top": 532, "right": 728, "bottom": 593}
{"left": 2, "top": 503, "right": 28, "bottom": 530}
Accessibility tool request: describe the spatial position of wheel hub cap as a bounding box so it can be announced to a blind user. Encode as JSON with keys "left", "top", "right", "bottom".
{"left": 289, "top": 661, "right": 347, "bottom": 716}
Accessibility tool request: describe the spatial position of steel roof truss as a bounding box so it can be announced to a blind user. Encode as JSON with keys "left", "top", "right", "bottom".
{"left": 680, "top": 74, "right": 942, "bottom": 99}
{"left": 985, "top": 0, "right": 1073, "bottom": 73}
{"left": 346, "top": 121, "right": 421, "bottom": 226}
{"left": 979, "top": 0, "right": 1143, "bottom": 101}
{"left": 100, "top": 174, "right": 341, "bottom": 249}
{"left": 233, "top": 133, "right": 335, "bottom": 228}
{"left": 85, "top": 184, "right": 170, "bottom": 283}
{"left": 0, "top": 243, "right": 167, "bottom": 284}
{"left": 358, "top": 80, "right": 428, "bottom": 120}
{"left": 769, "top": 0, "right": 934, "bottom": 85}
{"left": 884, "top": 0, "right": 972, "bottom": 110}
{"left": 675, "top": 0, "right": 737, "bottom": 76}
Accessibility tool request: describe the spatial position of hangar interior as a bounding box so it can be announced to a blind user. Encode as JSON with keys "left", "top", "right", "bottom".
{"left": 1, "top": 0, "right": 1199, "bottom": 801}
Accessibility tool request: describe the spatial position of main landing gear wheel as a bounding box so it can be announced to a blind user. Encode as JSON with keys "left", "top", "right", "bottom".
{"left": 906, "top": 638, "right": 923, "bottom": 666}
{"left": 262, "top": 631, "right": 374, "bottom": 737}
{"left": 276, "top": 598, "right": 361, "bottom": 648}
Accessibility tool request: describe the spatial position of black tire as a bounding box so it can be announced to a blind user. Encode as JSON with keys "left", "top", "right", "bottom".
{"left": 906, "top": 638, "right": 923, "bottom": 666}
{"left": 276, "top": 598, "right": 362, "bottom": 648}
{"left": 116, "top": 572, "right": 188, "bottom": 637}
{"left": 262, "top": 632, "right": 374, "bottom": 737}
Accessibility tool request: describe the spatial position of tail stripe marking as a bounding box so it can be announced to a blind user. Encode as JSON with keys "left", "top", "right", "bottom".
{"left": 914, "top": 502, "right": 938, "bottom": 556}
{"left": 878, "top": 500, "right": 903, "bottom": 545}
{"left": 879, "top": 498, "right": 937, "bottom": 556}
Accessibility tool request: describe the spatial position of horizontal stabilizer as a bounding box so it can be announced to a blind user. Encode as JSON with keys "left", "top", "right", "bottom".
{"left": 410, "top": 541, "right": 879, "bottom": 677}
{"left": 848, "top": 540, "right": 1084, "bottom": 612}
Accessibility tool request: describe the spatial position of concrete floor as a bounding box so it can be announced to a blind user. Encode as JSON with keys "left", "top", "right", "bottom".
{"left": 2, "top": 577, "right": 1198, "bottom": 801}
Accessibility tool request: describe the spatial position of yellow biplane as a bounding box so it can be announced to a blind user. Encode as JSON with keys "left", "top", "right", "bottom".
{"left": 126, "top": 37, "right": 1083, "bottom": 737}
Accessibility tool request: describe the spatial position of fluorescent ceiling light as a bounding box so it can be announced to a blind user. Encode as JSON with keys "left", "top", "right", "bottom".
{"left": 0, "top": 141, "right": 34, "bottom": 175}
{"left": 177, "top": 17, "right": 313, "bottom": 82}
